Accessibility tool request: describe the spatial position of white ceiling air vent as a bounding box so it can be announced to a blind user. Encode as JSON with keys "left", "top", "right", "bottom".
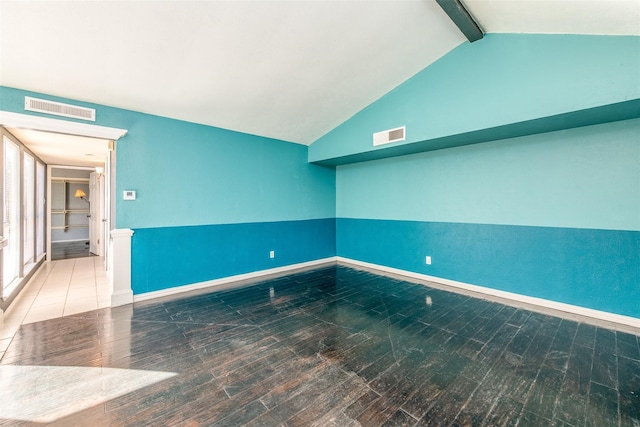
{"left": 373, "top": 126, "right": 405, "bottom": 146}
{"left": 24, "top": 96, "right": 96, "bottom": 121}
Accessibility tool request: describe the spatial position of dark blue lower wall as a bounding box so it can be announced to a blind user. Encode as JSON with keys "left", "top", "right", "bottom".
{"left": 132, "top": 218, "right": 336, "bottom": 294}
{"left": 337, "top": 218, "right": 640, "bottom": 318}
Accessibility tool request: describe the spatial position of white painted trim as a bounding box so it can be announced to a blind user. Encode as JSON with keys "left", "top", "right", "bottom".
{"left": 112, "top": 289, "right": 135, "bottom": 307}
{"left": 134, "top": 257, "right": 338, "bottom": 302}
{"left": 110, "top": 228, "right": 134, "bottom": 238}
{"left": 0, "top": 111, "right": 127, "bottom": 140}
{"left": 46, "top": 165, "right": 52, "bottom": 261}
{"left": 51, "top": 239, "right": 89, "bottom": 243}
{"left": 337, "top": 257, "right": 640, "bottom": 331}
{"left": 110, "top": 228, "right": 134, "bottom": 307}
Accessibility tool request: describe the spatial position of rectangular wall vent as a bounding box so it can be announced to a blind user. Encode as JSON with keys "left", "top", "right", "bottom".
{"left": 24, "top": 96, "right": 96, "bottom": 121}
{"left": 373, "top": 126, "right": 405, "bottom": 146}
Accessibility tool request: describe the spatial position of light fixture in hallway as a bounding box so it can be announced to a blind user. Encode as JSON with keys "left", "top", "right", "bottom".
{"left": 73, "top": 188, "right": 87, "bottom": 200}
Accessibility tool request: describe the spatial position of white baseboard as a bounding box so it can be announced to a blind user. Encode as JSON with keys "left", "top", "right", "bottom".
{"left": 52, "top": 239, "right": 89, "bottom": 243}
{"left": 134, "top": 257, "right": 338, "bottom": 303}
{"left": 337, "top": 257, "right": 640, "bottom": 333}
{"left": 130, "top": 254, "right": 639, "bottom": 334}
{"left": 111, "top": 289, "right": 134, "bottom": 307}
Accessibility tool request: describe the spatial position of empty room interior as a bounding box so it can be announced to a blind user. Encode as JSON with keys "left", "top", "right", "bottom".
{"left": 0, "top": 1, "right": 639, "bottom": 426}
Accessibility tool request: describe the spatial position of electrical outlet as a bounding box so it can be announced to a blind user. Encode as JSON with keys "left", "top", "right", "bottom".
{"left": 425, "top": 256, "right": 432, "bottom": 265}
{"left": 270, "top": 250, "right": 275, "bottom": 259}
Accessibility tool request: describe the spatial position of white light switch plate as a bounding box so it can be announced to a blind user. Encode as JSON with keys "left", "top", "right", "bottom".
{"left": 123, "top": 190, "right": 136, "bottom": 200}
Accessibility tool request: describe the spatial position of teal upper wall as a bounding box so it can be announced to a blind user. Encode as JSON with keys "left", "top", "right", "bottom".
{"left": 335, "top": 116, "right": 640, "bottom": 317}
{"left": 0, "top": 86, "right": 336, "bottom": 229}
{"left": 337, "top": 118, "right": 640, "bottom": 231}
{"left": 115, "top": 112, "right": 335, "bottom": 228}
{"left": 309, "top": 34, "right": 640, "bottom": 165}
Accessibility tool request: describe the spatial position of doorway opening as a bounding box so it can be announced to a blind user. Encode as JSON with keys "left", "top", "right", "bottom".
{"left": 1, "top": 111, "right": 127, "bottom": 321}
{"left": 50, "top": 166, "right": 105, "bottom": 261}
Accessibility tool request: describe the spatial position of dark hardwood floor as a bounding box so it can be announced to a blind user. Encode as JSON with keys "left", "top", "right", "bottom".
{"left": 51, "top": 241, "right": 94, "bottom": 260}
{"left": 1, "top": 266, "right": 638, "bottom": 426}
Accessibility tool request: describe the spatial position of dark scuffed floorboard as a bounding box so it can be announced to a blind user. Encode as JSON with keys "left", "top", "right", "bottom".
{"left": 1, "top": 265, "right": 638, "bottom": 426}
{"left": 51, "top": 240, "right": 94, "bottom": 260}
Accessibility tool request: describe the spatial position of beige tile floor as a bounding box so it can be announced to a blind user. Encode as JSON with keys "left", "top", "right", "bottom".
{"left": 0, "top": 256, "right": 110, "bottom": 359}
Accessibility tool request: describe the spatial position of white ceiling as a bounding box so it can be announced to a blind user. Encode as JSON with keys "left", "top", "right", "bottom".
{"left": 1, "top": 0, "right": 638, "bottom": 166}
{"left": 466, "top": 0, "right": 640, "bottom": 35}
{"left": 6, "top": 127, "right": 110, "bottom": 168}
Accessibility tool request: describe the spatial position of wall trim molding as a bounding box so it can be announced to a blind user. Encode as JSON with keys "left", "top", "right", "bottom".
{"left": 130, "top": 254, "right": 639, "bottom": 334}
{"left": 111, "top": 289, "right": 134, "bottom": 307}
{"left": 133, "top": 257, "right": 338, "bottom": 303}
{"left": 337, "top": 257, "right": 640, "bottom": 334}
{"left": 0, "top": 110, "right": 127, "bottom": 140}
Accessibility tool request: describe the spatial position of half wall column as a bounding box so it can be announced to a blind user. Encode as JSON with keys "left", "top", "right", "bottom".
{"left": 110, "top": 228, "right": 134, "bottom": 307}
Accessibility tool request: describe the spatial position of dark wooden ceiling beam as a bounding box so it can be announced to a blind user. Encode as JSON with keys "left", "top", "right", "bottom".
{"left": 435, "top": 0, "right": 483, "bottom": 43}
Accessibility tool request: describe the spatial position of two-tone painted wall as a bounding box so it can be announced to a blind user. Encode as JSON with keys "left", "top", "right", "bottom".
{"left": 1, "top": 86, "right": 336, "bottom": 295}
{"left": 2, "top": 33, "right": 638, "bottom": 319}
{"left": 336, "top": 119, "right": 640, "bottom": 318}
{"left": 311, "top": 34, "right": 640, "bottom": 319}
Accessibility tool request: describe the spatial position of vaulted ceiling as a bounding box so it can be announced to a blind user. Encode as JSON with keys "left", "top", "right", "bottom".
{"left": 1, "top": 0, "right": 638, "bottom": 165}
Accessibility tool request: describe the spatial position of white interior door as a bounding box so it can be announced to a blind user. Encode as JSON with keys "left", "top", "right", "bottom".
{"left": 89, "top": 172, "right": 101, "bottom": 255}
{"left": 98, "top": 171, "right": 105, "bottom": 257}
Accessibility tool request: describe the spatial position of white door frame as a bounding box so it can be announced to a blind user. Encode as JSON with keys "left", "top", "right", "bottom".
{"left": 0, "top": 112, "right": 127, "bottom": 141}
{"left": 46, "top": 165, "right": 98, "bottom": 260}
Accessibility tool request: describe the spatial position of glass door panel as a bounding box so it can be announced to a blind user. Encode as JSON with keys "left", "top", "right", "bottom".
{"left": 23, "top": 152, "right": 35, "bottom": 270}
{"left": 3, "top": 136, "right": 21, "bottom": 294}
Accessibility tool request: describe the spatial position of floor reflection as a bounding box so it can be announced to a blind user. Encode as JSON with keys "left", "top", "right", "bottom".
{"left": 0, "top": 365, "right": 176, "bottom": 423}
{"left": 1, "top": 266, "right": 638, "bottom": 426}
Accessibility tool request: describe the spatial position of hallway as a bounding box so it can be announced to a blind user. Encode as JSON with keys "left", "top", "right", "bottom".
{"left": 0, "top": 257, "right": 110, "bottom": 359}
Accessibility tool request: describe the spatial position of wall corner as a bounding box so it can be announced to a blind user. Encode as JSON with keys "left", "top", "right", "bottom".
{"left": 110, "top": 228, "right": 134, "bottom": 307}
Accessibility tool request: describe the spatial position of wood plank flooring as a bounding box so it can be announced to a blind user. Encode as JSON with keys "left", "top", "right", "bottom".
{"left": 51, "top": 241, "right": 94, "bottom": 261}
{"left": 1, "top": 266, "right": 638, "bottom": 426}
